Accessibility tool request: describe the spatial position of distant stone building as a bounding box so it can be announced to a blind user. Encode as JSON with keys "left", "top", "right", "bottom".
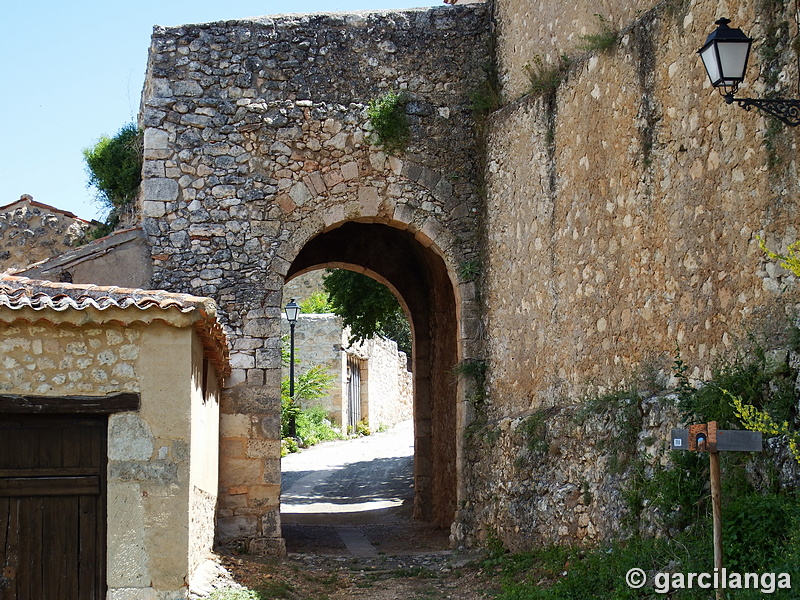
{"left": 0, "top": 195, "right": 94, "bottom": 274}
{"left": 282, "top": 312, "right": 412, "bottom": 431}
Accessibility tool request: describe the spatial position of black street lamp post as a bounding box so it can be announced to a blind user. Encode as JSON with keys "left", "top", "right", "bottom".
{"left": 699, "top": 18, "right": 800, "bottom": 126}
{"left": 284, "top": 298, "right": 301, "bottom": 438}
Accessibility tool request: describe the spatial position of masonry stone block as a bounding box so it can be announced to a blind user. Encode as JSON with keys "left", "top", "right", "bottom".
{"left": 143, "top": 178, "right": 179, "bottom": 202}
{"left": 109, "top": 413, "right": 155, "bottom": 461}
{"left": 107, "top": 482, "right": 149, "bottom": 587}
{"left": 219, "top": 457, "right": 262, "bottom": 487}
{"left": 217, "top": 515, "right": 259, "bottom": 540}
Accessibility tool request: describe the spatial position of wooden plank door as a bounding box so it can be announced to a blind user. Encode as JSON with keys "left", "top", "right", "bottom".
{"left": 0, "top": 414, "right": 106, "bottom": 600}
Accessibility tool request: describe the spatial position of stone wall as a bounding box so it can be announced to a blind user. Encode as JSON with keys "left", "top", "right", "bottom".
{"left": 140, "top": 3, "right": 490, "bottom": 543}
{"left": 280, "top": 313, "right": 412, "bottom": 429}
{"left": 0, "top": 195, "right": 91, "bottom": 274}
{"left": 283, "top": 313, "right": 346, "bottom": 419}
{"left": 457, "top": 0, "right": 800, "bottom": 548}
{"left": 351, "top": 334, "right": 413, "bottom": 429}
{"left": 457, "top": 394, "right": 682, "bottom": 549}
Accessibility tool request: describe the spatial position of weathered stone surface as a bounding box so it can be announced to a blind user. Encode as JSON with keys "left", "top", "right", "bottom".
{"left": 139, "top": 3, "right": 489, "bottom": 544}
{"left": 217, "top": 515, "right": 259, "bottom": 540}
{"left": 0, "top": 195, "right": 91, "bottom": 274}
{"left": 109, "top": 414, "right": 155, "bottom": 461}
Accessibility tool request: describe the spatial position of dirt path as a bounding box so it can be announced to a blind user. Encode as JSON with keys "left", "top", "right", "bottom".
{"left": 194, "top": 424, "right": 496, "bottom": 599}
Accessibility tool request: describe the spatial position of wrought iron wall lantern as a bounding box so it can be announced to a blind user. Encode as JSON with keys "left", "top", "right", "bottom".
{"left": 699, "top": 18, "right": 800, "bottom": 126}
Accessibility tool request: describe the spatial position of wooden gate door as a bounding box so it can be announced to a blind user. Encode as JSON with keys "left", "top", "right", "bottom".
{"left": 347, "top": 355, "right": 362, "bottom": 431}
{"left": 0, "top": 414, "right": 107, "bottom": 600}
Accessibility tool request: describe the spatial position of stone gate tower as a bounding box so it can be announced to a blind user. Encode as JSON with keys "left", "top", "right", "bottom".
{"left": 139, "top": 4, "right": 490, "bottom": 552}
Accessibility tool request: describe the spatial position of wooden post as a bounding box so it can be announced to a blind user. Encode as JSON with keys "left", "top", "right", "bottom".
{"left": 671, "top": 421, "right": 762, "bottom": 600}
{"left": 709, "top": 449, "right": 724, "bottom": 600}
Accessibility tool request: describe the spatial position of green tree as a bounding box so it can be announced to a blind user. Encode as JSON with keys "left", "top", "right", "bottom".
{"left": 83, "top": 123, "right": 143, "bottom": 212}
{"left": 322, "top": 269, "right": 412, "bottom": 356}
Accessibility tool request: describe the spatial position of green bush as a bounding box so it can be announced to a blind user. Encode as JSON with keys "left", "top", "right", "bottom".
{"left": 83, "top": 123, "right": 143, "bottom": 210}
{"left": 367, "top": 90, "right": 410, "bottom": 154}
{"left": 294, "top": 404, "right": 343, "bottom": 447}
{"left": 299, "top": 290, "right": 333, "bottom": 314}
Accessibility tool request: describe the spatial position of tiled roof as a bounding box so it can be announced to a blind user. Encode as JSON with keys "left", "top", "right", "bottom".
{"left": 0, "top": 275, "right": 230, "bottom": 378}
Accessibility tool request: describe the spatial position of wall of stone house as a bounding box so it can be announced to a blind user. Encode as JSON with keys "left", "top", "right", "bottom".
{"left": 18, "top": 228, "right": 154, "bottom": 290}
{"left": 0, "top": 196, "right": 91, "bottom": 274}
{"left": 457, "top": 0, "right": 800, "bottom": 548}
{"left": 0, "top": 312, "right": 220, "bottom": 598}
{"left": 140, "top": 3, "right": 490, "bottom": 549}
{"left": 351, "top": 335, "right": 413, "bottom": 429}
{"left": 0, "top": 319, "right": 143, "bottom": 395}
{"left": 188, "top": 331, "right": 221, "bottom": 583}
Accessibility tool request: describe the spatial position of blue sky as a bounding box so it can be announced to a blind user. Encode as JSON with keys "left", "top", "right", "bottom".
{"left": 1, "top": 0, "right": 439, "bottom": 221}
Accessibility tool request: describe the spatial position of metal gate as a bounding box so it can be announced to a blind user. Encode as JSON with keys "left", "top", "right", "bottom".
{"left": 346, "top": 355, "right": 362, "bottom": 431}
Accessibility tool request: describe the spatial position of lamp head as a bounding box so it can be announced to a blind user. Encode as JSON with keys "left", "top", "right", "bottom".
{"left": 284, "top": 298, "right": 301, "bottom": 324}
{"left": 698, "top": 18, "right": 753, "bottom": 95}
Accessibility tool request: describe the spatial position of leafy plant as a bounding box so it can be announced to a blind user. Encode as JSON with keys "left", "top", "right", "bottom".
{"left": 759, "top": 235, "right": 800, "bottom": 276}
{"left": 453, "top": 358, "right": 488, "bottom": 410}
{"left": 367, "top": 90, "right": 410, "bottom": 154}
{"left": 299, "top": 290, "right": 333, "bottom": 314}
{"left": 520, "top": 411, "right": 549, "bottom": 454}
{"left": 280, "top": 338, "right": 339, "bottom": 451}
{"left": 731, "top": 392, "right": 800, "bottom": 464}
{"left": 323, "top": 269, "right": 411, "bottom": 355}
{"left": 83, "top": 123, "right": 143, "bottom": 211}
{"left": 470, "top": 59, "right": 502, "bottom": 118}
{"left": 458, "top": 259, "right": 481, "bottom": 282}
{"left": 577, "top": 14, "right": 618, "bottom": 53}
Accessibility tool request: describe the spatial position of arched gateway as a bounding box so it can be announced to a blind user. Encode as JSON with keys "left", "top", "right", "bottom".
{"left": 139, "top": 5, "right": 490, "bottom": 552}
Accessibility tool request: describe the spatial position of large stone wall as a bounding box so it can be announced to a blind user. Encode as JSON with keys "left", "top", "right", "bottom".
{"left": 457, "top": 0, "right": 800, "bottom": 548}
{"left": 140, "top": 4, "right": 490, "bottom": 548}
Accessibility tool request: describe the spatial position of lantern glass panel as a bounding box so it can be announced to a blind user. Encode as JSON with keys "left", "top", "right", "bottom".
{"left": 700, "top": 43, "right": 722, "bottom": 86}
{"left": 716, "top": 40, "right": 750, "bottom": 85}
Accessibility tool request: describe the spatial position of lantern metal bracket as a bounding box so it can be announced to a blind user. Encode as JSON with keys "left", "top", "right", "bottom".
{"left": 722, "top": 93, "right": 800, "bottom": 127}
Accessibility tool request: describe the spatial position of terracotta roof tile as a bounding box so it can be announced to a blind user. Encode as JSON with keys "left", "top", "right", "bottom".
{"left": 0, "top": 275, "right": 230, "bottom": 379}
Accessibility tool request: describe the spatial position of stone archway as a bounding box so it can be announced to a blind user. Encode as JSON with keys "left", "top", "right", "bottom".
{"left": 137, "top": 4, "right": 490, "bottom": 553}
{"left": 286, "top": 220, "right": 459, "bottom": 526}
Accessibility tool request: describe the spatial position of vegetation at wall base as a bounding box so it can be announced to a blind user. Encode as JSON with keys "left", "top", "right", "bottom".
{"left": 485, "top": 518, "right": 798, "bottom": 599}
